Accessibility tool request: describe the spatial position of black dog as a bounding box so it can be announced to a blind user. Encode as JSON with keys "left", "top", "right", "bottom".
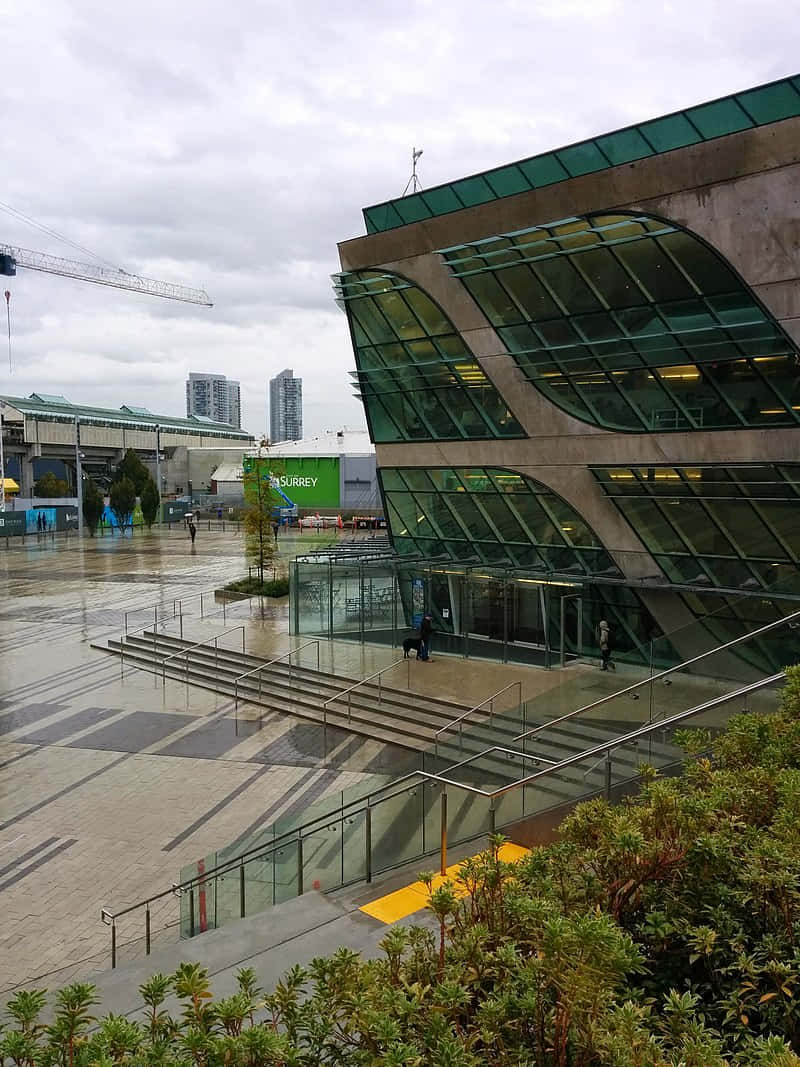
{"left": 402, "top": 637, "right": 422, "bottom": 658}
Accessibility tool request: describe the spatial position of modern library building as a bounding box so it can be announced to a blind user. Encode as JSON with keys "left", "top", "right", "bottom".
{"left": 295, "top": 75, "right": 800, "bottom": 668}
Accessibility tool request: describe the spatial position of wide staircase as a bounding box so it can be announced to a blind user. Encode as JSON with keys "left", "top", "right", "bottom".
{"left": 98, "top": 607, "right": 799, "bottom": 969}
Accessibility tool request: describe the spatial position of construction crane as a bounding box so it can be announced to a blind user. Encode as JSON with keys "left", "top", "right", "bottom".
{"left": 0, "top": 243, "right": 213, "bottom": 306}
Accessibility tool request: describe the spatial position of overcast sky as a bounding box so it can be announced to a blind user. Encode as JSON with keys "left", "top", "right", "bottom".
{"left": 0, "top": 1, "right": 796, "bottom": 437}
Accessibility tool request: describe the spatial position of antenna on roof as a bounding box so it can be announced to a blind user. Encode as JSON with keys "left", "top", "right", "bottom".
{"left": 401, "top": 147, "right": 424, "bottom": 196}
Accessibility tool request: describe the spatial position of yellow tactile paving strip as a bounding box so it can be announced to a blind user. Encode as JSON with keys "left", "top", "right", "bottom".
{"left": 359, "top": 842, "right": 530, "bottom": 924}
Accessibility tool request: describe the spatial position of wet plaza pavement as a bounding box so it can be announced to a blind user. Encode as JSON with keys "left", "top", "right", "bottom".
{"left": 0, "top": 526, "right": 683, "bottom": 993}
{"left": 0, "top": 528, "right": 395, "bottom": 992}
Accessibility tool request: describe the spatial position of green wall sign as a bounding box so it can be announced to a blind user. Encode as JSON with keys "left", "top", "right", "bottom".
{"left": 244, "top": 456, "right": 341, "bottom": 509}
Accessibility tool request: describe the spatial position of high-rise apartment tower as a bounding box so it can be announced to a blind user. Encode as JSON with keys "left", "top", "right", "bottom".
{"left": 269, "top": 368, "right": 303, "bottom": 442}
{"left": 186, "top": 373, "right": 241, "bottom": 428}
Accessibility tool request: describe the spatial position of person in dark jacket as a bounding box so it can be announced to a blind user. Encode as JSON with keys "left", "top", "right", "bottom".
{"left": 419, "top": 615, "right": 433, "bottom": 661}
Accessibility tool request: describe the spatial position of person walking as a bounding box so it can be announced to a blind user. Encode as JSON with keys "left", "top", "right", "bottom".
{"left": 418, "top": 614, "right": 433, "bottom": 662}
{"left": 189, "top": 521, "right": 197, "bottom": 546}
{"left": 596, "top": 618, "right": 614, "bottom": 671}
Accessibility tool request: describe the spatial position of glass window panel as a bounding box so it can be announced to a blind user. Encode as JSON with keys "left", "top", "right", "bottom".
{"left": 613, "top": 240, "right": 695, "bottom": 300}
{"left": 400, "top": 470, "right": 434, "bottom": 492}
{"left": 412, "top": 492, "right": 469, "bottom": 539}
{"left": 462, "top": 273, "right": 523, "bottom": 326}
{"left": 349, "top": 299, "right": 395, "bottom": 344}
{"left": 495, "top": 264, "right": 561, "bottom": 320}
{"left": 637, "top": 113, "right": 702, "bottom": 152}
{"left": 420, "top": 185, "right": 463, "bottom": 215}
{"left": 662, "top": 499, "right": 738, "bottom": 555}
{"left": 404, "top": 339, "right": 438, "bottom": 364}
{"left": 487, "top": 470, "right": 527, "bottom": 492}
{"left": 518, "top": 153, "right": 570, "bottom": 186}
{"left": 616, "top": 306, "right": 670, "bottom": 337}
{"left": 478, "top": 494, "right": 530, "bottom": 542}
{"left": 737, "top": 82, "right": 800, "bottom": 124}
{"left": 686, "top": 98, "right": 753, "bottom": 138}
{"left": 544, "top": 496, "right": 600, "bottom": 547}
{"left": 659, "top": 299, "right": 716, "bottom": 331}
{"left": 402, "top": 288, "right": 451, "bottom": 337}
{"left": 556, "top": 141, "right": 608, "bottom": 176}
{"left": 616, "top": 498, "right": 689, "bottom": 554}
{"left": 450, "top": 175, "right": 495, "bottom": 207}
{"left": 376, "top": 342, "right": 411, "bottom": 366}
{"left": 380, "top": 470, "right": 405, "bottom": 491}
{"left": 393, "top": 194, "right": 431, "bottom": 224}
{"left": 373, "top": 291, "right": 425, "bottom": 340}
{"left": 573, "top": 247, "right": 646, "bottom": 307}
{"left": 485, "top": 165, "right": 530, "bottom": 197}
{"left": 533, "top": 257, "right": 602, "bottom": 313}
{"left": 658, "top": 231, "right": 742, "bottom": 293}
{"left": 538, "top": 376, "right": 597, "bottom": 421}
{"left": 363, "top": 397, "right": 402, "bottom": 442}
{"left": 446, "top": 494, "right": 495, "bottom": 540}
{"left": 498, "top": 323, "right": 540, "bottom": 354}
{"left": 758, "top": 501, "right": 800, "bottom": 553}
{"left": 571, "top": 311, "right": 625, "bottom": 343}
{"left": 705, "top": 500, "right": 788, "bottom": 559}
{"left": 364, "top": 203, "right": 405, "bottom": 231}
{"left": 534, "top": 319, "right": 584, "bottom": 349}
{"left": 653, "top": 554, "right": 713, "bottom": 585}
{"left": 595, "top": 127, "right": 653, "bottom": 164}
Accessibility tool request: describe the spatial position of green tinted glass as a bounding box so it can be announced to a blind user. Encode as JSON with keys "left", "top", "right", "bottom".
{"left": 485, "top": 165, "right": 531, "bottom": 197}
{"left": 336, "top": 269, "right": 524, "bottom": 443}
{"left": 450, "top": 176, "right": 495, "bottom": 207}
{"left": 738, "top": 82, "right": 800, "bottom": 123}
{"left": 382, "top": 466, "right": 619, "bottom": 574}
{"left": 445, "top": 211, "right": 800, "bottom": 433}
{"left": 556, "top": 141, "right": 608, "bottom": 176}
{"left": 518, "top": 153, "right": 569, "bottom": 187}
{"left": 686, "top": 98, "right": 752, "bottom": 138}
{"left": 595, "top": 128, "right": 653, "bottom": 164}
{"left": 593, "top": 464, "right": 800, "bottom": 591}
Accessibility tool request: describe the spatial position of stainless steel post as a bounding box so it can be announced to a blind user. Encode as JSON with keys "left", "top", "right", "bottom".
{"left": 605, "top": 750, "right": 612, "bottom": 799}
{"left": 145, "top": 906, "right": 151, "bottom": 956}
{"left": 111, "top": 922, "right": 116, "bottom": 969}
{"left": 440, "top": 790, "right": 447, "bottom": 875}
{"left": 365, "top": 801, "right": 372, "bottom": 883}
{"left": 74, "top": 417, "right": 83, "bottom": 540}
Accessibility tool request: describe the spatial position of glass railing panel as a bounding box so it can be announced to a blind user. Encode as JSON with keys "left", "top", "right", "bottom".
{"left": 242, "top": 850, "right": 276, "bottom": 918}
{"left": 273, "top": 839, "right": 301, "bottom": 905}
{"left": 371, "top": 783, "right": 424, "bottom": 874}
{"left": 445, "top": 785, "right": 492, "bottom": 847}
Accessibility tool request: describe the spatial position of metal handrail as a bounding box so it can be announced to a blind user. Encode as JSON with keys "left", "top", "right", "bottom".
{"left": 513, "top": 608, "right": 800, "bottom": 743}
{"left": 160, "top": 625, "right": 246, "bottom": 687}
{"left": 322, "top": 656, "right": 410, "bottom": 727}
{"left": 118, "top": 614, "right": 179, "bottom": 675}
{"left": 233, "top": 640, "right": 321, "bottom": 709}
{"left": 102, "top": 670, "right": 784, "bottom": 965}
{"left": 435, "top": 680, "right": 522, "bottom": 757}
{"left": 123, "top": 585, "right": 254, "bottom": 635}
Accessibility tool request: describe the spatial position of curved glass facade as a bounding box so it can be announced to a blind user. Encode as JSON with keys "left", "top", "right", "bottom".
{"left": 334, "top": 270, "right": 524, "bottom": 442}
{"left": 380, "top": 466, "right": 620, "bottom": 575}
{"left": 443, "top": 213, "right": 800, "bottom": 432}
{"left": 592, "top": 464, "right": 800, "bottom": 593}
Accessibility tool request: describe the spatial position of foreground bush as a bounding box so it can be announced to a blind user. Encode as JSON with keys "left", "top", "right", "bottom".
{"left": 7, "top": 668, "right": 800, "bottom": 1064}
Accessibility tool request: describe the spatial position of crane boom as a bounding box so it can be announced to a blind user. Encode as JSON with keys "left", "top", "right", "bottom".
{"left": 0, "top": 243, "right": 213, "bottom": 306}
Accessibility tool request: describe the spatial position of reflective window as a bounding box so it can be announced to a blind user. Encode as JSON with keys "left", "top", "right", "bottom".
{"left": 381, "top": 466, "right": 620, "bottom": 574}
{"left": 334, "top": 270, "right": 524, "bottom": 443}
{"left": 443, "top": 212, "right": 800, "bottom": 431}
{"left": 593, "top": 464, "right": 800, "bottom": 591}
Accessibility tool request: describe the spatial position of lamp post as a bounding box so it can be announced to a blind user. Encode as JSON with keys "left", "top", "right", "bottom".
{"left": 75, "top": 416, "right": 83, "bottom": 539}
{"left": 154, "top": 424, "right": 161, "bottom": 525}
{"left": 0, "top": 401, "right": 5, "bottom": 513}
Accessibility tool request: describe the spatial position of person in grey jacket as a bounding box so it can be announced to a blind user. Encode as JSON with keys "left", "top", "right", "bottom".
{"left": 596, "top": 619, "right": 614, "bottom": 671}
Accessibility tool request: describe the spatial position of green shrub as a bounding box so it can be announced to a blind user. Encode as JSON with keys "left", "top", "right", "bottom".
{"left": 224, "top": 576, "right": 289, "bottom": 597}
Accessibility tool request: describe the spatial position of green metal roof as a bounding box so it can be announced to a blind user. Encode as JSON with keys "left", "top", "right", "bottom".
{"left": 0, "top": 393, "right": 252, "bottom": 440}
{"left": 363, "top": 74, "right": 800, "bottom": 235}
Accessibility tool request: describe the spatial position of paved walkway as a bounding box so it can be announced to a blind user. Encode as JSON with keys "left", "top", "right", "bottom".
{"left": 0, "top": 529, "right": 591, "bottom": 994}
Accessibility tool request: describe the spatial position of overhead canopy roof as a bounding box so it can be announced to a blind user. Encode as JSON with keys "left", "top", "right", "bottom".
{"left": 0, "top": 393, "right": 252, "bottom": 441}
{"left": 363, "top": 73, "right": 800, "bottom": 234}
